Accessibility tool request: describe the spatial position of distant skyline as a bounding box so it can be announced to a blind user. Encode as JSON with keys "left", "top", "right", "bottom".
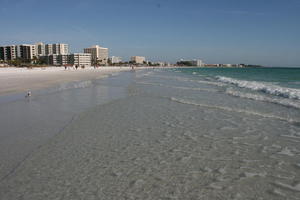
{"left": 0, "top": 0, "right": 300, "bottom": 66}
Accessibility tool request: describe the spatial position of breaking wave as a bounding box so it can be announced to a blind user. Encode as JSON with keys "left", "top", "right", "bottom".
{"left": 225, "top": 88, "right": 300, "bottom": 109}
{"left": 217, "top": 76, "right": 300, "bottom": 100}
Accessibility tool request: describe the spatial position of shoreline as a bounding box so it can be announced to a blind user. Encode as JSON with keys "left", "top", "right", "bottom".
{"left": 0, "top": 66, "right": 186, "bottom": 96}
{"left": 0, "top": 66, "right": 134, "bottom": 96}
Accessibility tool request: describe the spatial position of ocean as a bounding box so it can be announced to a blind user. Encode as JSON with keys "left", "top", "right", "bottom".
{"left": 171, "top": 67, "right": 300, "bottom": 108}
{"left": 0, "top": 68, "right": 300, "bottom": 199}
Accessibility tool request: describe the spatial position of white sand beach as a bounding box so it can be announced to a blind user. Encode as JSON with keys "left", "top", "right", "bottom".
{"left": 0, "top": 66, "right": 132, "bottom": 95}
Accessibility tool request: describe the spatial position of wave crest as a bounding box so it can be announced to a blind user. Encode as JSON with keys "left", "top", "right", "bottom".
{"left": 216, "top": 76, "right": 300, "bottom": 100}
{"left": 225, "top": 88, "right": 300, "bottom": 109}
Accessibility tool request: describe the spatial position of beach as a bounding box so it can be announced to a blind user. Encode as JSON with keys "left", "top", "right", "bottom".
{"left": 0, "top": 68, "right": 300, "bottom": 199}
{"left": 0, "top": 66, "right": 133, "bottom": 96}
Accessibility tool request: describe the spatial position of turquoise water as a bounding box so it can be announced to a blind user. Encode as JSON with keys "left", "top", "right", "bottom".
{"left": 174, "top": 67, "right": 300, "bottom": 88}
{"left": 168, "top": 67, "right": 300, "bottom": 103}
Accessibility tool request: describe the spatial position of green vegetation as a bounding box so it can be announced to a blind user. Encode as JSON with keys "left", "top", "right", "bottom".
{"left": 176, "top": 61, "right": 194, "bottom": 66}
{"left": 3, "top": 57, "right": 48, "bottom": 68}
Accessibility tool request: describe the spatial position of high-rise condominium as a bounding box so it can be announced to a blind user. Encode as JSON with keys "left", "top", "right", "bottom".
{"left": 84, "top": 45, "right": 108, "bottom": 65}
{"left": 36, "top": 43, "right": 69, "bottom": 56}
{"left": 0, "top": 45, "right": 17, "bottom": 61}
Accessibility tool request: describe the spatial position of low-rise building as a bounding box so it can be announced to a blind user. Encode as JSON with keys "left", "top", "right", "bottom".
{"left": 71, "top": 53, "right": 91, "bottom": 67}
{"left": 40, "top": 54, "right": 71, "bottom": 66}
{"left": 41, "top": 53, "right": 91, "bottom": 67}
{"left": 40, "top": 54, "right": 59, "bottom": 65}
{"left": 131, "top": 56, "right": 146, "bottom": 64}
{"left": 58, "top": 54, "right": 70, "bottom": 65}
{"left": 191, "top": 60, "right": 203, "bottom": 67}
{"left": 177, "top": 59, "right": 203, "bottom": 67}
{"left": 110, "top": 56, "right": 122, "bottom": 64}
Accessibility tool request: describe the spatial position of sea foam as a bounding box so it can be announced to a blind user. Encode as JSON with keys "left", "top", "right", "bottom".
{"left": 225, "top": 88, "right": 300, "bottom": 109}
{"left": 217, "top": 76, "right": 300, "bottom": 100}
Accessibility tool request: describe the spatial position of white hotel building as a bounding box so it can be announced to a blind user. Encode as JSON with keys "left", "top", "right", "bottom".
{"left": 84, "top": 45, "right": 108, "bottom": 65}
{"left": 131, "top": 56, "right": 146, "bottom": 64}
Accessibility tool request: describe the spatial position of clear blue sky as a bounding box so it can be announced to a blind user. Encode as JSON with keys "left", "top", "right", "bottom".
{"left": 1, "top": 0, "right": 300, "bottom": 66}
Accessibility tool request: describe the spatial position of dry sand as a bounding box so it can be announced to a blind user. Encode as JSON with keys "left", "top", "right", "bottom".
{"left": 0, "top": 66, "right": 132, "bottom": 96}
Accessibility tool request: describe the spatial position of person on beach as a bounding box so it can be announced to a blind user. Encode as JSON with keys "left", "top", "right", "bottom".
{"left": 25, "top": 91, "right": 31, "bottom": 98}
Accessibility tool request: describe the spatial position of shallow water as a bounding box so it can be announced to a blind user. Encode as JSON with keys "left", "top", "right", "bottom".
{"left": 0, "top": 69, "right": 300, "bottom": 199}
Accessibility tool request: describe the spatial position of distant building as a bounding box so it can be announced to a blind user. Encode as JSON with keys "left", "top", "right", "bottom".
{"left": 157, "top": 62, "right": 165, "bottom": 66}
{"left": 110, "top": 56, "right": 122, "bottom": 64}
{"left": 40, "top": 54, "right": 70, "bottom": 66}
{"left": 35, "top": 42, "right": 45, "bottom": 57}
{"left": 0, "top": 44, "right": 36, "bottom": 61}
{"left": 71, "top": 53, "right": 91, "bottom": 67}
{"left": 177, "top": 59, "right": 203, "bottom": 67}
{"left": 188, "top": 59, "right": 203, "bottom": 67}
{"left": 40, "top": 54, "right": 59, "bottom": 65}
{"left": 192, "top": 60, "right": 203, "bottom": 67}
{"left": 1, "top": 42, "right": 69, "bottom": 63}
{"left": 45, "top": 44, "right": 53, "bottom": 55}
{"left": 131, "top": 56, "right": 146, "bottom": 64}
{"left": 17, "top": 44, "right": 36, "bottom": 61}
{"left": 0, "top": 47, "right": 3, "bottom": 61}
{"left": 204, "top": 64, "right": 220, "bottom": 67}
{"left": 0, "top": 45, "right": 17, "bottom": 61}
{"left": 159, "top": 62, "right": 171, "bottom": 67}
{"left": 58, "top": 54, "right": 70, "bottom": 65}
{"left": 53, "top": 43, "right": 69, "bottom": 55}
{"left": 165, "top": 62, "right": 171, "bottom": 67}
{"left": 34, "top": 43, "right": 69, "bottom": 56}
{"left": 40, "top": 53, "right": 91, "bottom": 67}
{"left": 84, "top": 45, "right": 108, "bottom": 65}
{"left": 41, "top": 43, "right": 69, "bottom": 56}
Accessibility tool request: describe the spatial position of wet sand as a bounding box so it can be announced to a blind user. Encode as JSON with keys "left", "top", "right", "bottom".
{"left": 0, "top": 70, "right": 133, "bottom": 190}
{"left": 0, "top": 67, "right": 131, "bottom": 95}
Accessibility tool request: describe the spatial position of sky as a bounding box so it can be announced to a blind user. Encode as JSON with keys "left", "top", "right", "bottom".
{"left": 0, "top": 0, "right": 300, "bottom": 66}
